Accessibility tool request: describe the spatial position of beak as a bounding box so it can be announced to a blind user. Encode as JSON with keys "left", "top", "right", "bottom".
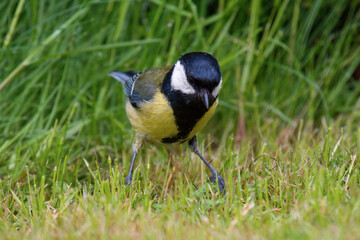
{"left": 200, "top": 89, "right": 210, "bottom": 109}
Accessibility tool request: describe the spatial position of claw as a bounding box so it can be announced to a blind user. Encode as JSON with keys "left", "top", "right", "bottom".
{"left": 209, "top": 173, "right": 226, "bottom": 194}
{"left": 125, "top": 175, "right": 132, "bottom": 185}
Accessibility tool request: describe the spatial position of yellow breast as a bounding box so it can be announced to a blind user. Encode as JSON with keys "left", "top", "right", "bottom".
{"left": 126, "top": 92, "right": 178, "bottom": 144}
{"left": 126, "top": 93, "right": 218, "bottom": 144}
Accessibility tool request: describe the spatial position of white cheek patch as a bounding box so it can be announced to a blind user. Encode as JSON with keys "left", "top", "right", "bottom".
{"left": 212, "top": 78, "right": 222, "bottom": 97}
{"left": 171, "top": 61, "right": 196, "bottom": 95}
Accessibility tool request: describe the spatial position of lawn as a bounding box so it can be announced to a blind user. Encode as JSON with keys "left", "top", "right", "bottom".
{"left": 1, "top": 0, "right": 360, "bottom": 239}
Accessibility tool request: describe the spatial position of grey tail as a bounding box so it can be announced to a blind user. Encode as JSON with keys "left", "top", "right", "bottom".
{"left": 109, "top": 71, "right": 140, "bottom": 97}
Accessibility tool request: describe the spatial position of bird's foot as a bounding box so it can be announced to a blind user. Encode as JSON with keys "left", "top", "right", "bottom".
{"left": 125, "top": 174, "right": 133, "bottom": 185}
{"left": 209, "top": 173, "right": 226, "bottom": 194}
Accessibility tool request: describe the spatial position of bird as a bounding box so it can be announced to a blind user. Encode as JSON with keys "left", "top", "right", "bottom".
{"left": 109, "top": 52, "right": 225, "bottom": 193}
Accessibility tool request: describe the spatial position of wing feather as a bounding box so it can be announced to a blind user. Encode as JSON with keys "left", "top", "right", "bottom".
{"left": 110, "top": 66, "right": 173, "bottom": 108}
{"left": 109, "top": 71, "right": 140, "bottom": 97}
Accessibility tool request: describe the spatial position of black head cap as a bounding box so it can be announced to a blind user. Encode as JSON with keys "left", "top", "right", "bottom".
{"left": 179, "top": 52, "right": 221, "bottom": 90}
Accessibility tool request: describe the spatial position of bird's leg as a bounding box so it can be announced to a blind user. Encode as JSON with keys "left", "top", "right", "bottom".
{"left": 125, "top": 151, "right": 137, "bottom": 185}
{"left": 188, "top": 136, "right": 225, "bottom": 193}
{"left": 125, "top": 135, "right": 143, "bottom": 185}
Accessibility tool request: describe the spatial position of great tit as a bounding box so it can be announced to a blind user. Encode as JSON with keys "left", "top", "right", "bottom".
{"left": 109, "top": 52, "right": 225, "bottom": 193}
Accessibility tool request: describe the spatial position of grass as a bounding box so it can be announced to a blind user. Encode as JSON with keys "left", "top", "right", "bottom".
{"left": 1, "top": 0, "right": 360, "bottom": 239}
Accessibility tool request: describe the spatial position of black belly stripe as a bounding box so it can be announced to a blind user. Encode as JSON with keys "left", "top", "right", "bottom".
{"left": 161, "top": 68, "right": 215, "bottom": 143}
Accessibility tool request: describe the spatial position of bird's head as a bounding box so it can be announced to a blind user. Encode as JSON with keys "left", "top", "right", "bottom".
{"left": 170, "top": 52, "right": 222, "bottom": 109}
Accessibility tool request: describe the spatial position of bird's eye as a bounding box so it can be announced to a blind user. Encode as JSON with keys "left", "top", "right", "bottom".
{"left": 188, "top": 77, "right": 195, "bottom": 85}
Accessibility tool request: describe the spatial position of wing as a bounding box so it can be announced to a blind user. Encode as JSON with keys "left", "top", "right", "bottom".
{"left": 110, "top": 66, "right": 173, "bottom": 108}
